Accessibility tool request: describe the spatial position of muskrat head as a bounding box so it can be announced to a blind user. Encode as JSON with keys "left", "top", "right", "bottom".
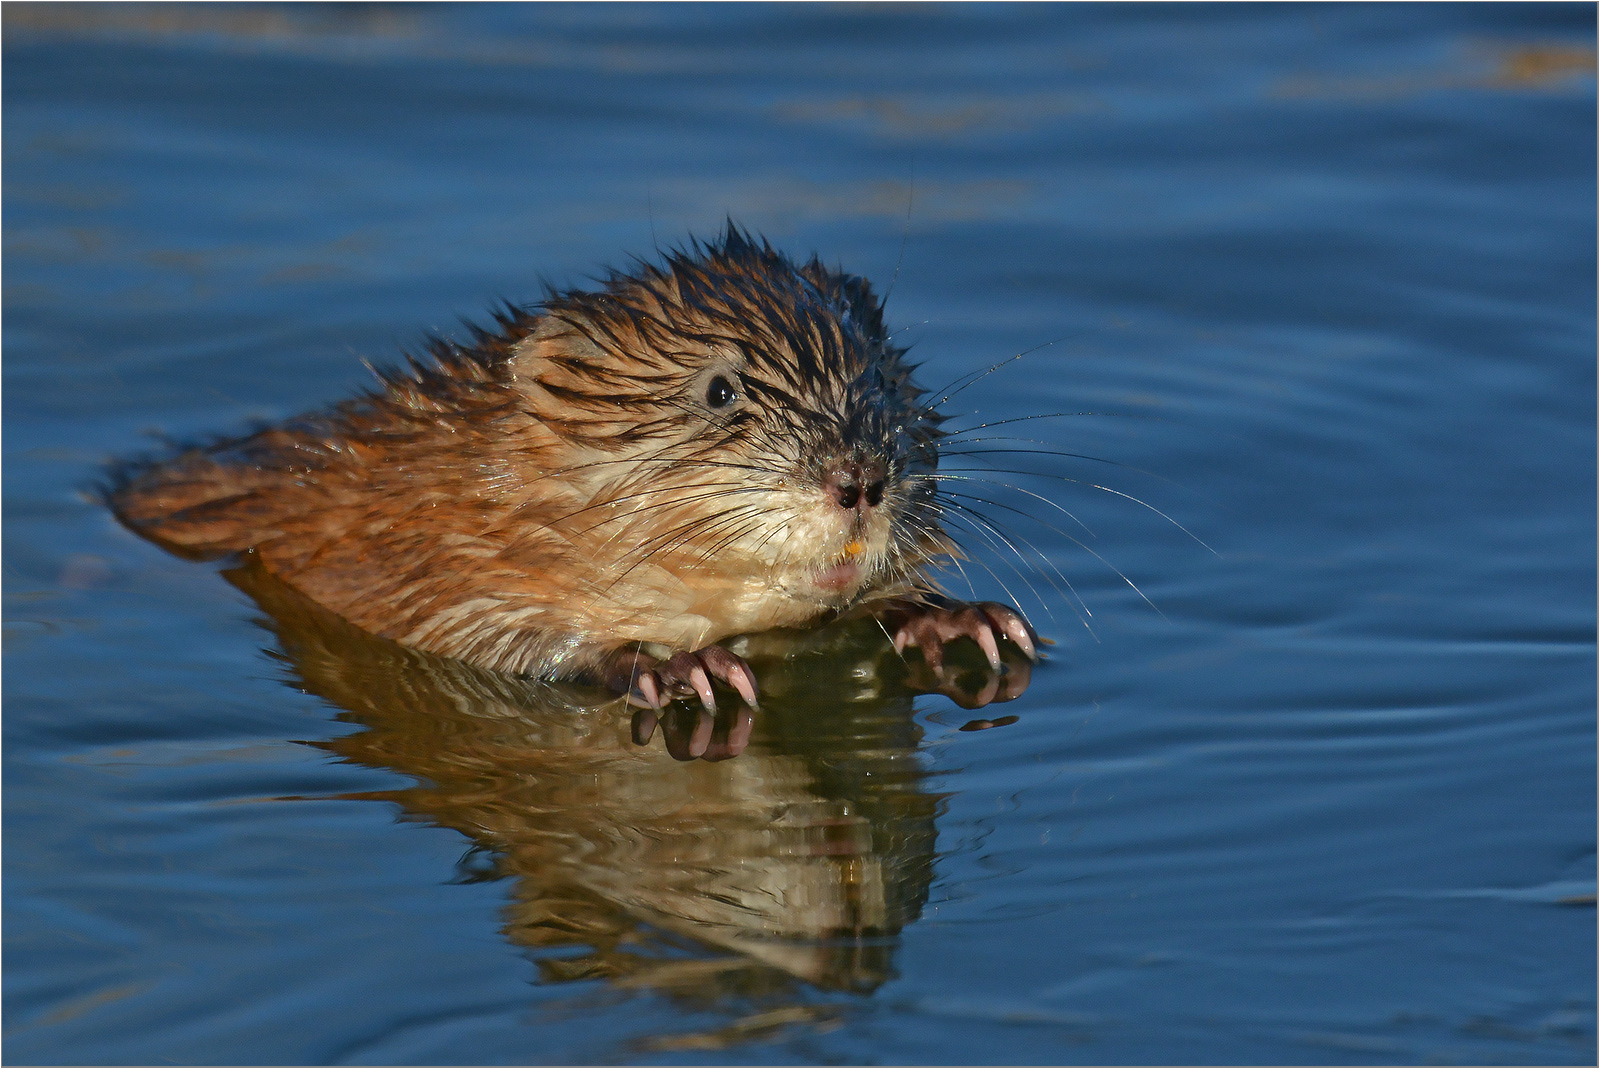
{"left": 507, "top": 227, "right": 947, "bottom": 612}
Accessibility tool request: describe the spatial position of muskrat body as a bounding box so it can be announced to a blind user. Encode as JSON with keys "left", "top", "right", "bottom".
{"left": 110, "top": 228, "right": 1035, "bottom": 708}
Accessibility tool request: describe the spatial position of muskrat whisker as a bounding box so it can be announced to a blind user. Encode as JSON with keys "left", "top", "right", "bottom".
{"left": 913, "top": 470, "right": 1095, "bottom": 540}
{"left": 569, "top": 483, "right": 761, "bottom": 537}
{"left": 937, "top": 458, "right": 1210, "bottom": 551}
{"left": 934, "top": 438, "right": 1126, "bottom": 470}
{"left": 690, "top": 515, "right": 776, "bottom": 570}
{"left": 661, "top": 515, "right": 769, "bottom": 573}
{"left": 655, "top": 493, "right": 773, "bottom": 551}
{"left": 939, "top": 409, "right": 1190, "bottom": 438}
{"left": 594, "top": 506, "right": 772, "bottom": 597}
{"left": 576, "top": 498, "right": 756, "bottom": 556}
{"left": 523, "top": 450, "right": 735, "bottom": 491}
{"left": 921, "top": 499, "right": 1043, "bottom": 607}
{"left": 920, "top": 503, "right": 1054, "bottom": 628}
{"left": 885, "top": 319, "right": 930, "bottom": 342}
{"left": 881, "top": 171, "right": 914, "bottom": 306}
{"left": 940, "top": 436, "right": 1134, "bottom": 475}
{"left": 931, "top": 491, "right": 1097, "bottom": 622}
{"left": 930, "top": 334, "right": 1082, "bottom": 408}
{"left": 612, "top": 501, "right": 770, "bottom": 567}
{"left": 940, "top": 490, "right": 1161, "bottom": 621}
{"left": 930, "top": 497, "right": 1077, "bottom": 628}
{"left": 894, "top": 510, "right": 982, "bottom": 603}
{"left": 559, "top": 479, "right": 762, "bottom": 533}
{"left": 674, "top": 514, "right": 783, "bottom": 579}
{"left": 744, "top": 522, "right": 791, "bottom": 563}
{"left": 579, "top": 489, "right": 766, "bottom": 565}
{"left": 940, "top": 432, "right": 1120, "bottom": 460}
{"left": 621, "top": 515, "right": 756, "bottom": 570}
{"left": 538, "top": 452, "right": 773, "bottom": 480}
{"left": 869, "top": 610, "right": 912, "bottom": 666}
{"left": 940, "top": 446, "right": 1168, "bottom": 482}
{"left": 940, "top": 411, "right": 1102, "bottom": 433}
{"left": 602, "top": 501, "right": 767, "bottom": 565}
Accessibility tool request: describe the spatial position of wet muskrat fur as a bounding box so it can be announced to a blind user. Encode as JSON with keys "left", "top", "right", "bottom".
{"left": 109, "top": 227, "right": 1036, "bottom": 707}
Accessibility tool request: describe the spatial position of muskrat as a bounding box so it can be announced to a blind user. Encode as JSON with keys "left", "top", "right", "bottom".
{"left": 108, "top": 226, "right": 1037, "bottom": 710}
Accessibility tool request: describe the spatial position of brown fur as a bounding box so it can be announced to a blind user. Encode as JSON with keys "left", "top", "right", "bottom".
{"left": 110, "top": 228, "right": 953, "bottom": 680}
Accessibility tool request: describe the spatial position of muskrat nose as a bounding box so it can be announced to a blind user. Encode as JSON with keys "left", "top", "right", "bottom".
{"left": 825, "top": 459, "right": 886, "bottom": 514}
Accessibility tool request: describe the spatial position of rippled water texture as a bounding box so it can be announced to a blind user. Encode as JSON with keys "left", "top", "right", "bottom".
{"left": 5, "top": 4, "right": 1595, "bottom": 1064}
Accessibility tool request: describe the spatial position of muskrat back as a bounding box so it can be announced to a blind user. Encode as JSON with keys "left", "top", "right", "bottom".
{"left": 111, "top": 226, "right": 1036, "bottom": 708}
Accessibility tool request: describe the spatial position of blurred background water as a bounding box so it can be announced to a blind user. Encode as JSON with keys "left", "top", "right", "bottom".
{"left": 4, "top": 3, "right": 1595, "bottom": 1064}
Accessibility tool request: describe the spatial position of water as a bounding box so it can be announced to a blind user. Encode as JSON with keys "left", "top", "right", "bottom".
{"left": 5, "top": 4, "right": 1594, "bottom": 1064}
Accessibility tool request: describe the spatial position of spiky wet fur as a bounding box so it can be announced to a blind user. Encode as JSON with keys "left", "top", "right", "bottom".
{"left": 109, "top": 228, "right": 953, "bottom": 679}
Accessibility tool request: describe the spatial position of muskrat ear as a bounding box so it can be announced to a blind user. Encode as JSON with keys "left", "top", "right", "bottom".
{"left": 506, "top": 314, "right": 609, "bottom": 388}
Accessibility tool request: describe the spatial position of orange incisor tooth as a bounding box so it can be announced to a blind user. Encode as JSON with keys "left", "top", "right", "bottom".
{"left": 844, "top": 540, "right": 864, "bottom": 557}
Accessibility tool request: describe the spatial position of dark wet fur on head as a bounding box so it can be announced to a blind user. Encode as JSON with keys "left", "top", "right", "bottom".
{"left": 532, "top": 225, "right": 943, "bottom": 454}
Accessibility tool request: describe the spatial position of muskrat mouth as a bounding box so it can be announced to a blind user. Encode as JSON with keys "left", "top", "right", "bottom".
{"left": 812, "top": 559, "right": 861, "bottom": 592}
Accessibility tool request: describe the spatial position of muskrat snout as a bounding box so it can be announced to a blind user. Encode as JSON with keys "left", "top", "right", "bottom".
{"left": 823, "top": 456, "right": 887, "bottom": 514}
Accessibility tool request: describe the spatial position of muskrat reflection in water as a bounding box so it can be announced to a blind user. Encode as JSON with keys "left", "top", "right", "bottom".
{"left": 109, "top": 227, "right": 1039, "bottom": 713}
{"left": 230, "top": 557, "right": 1032, "bottom": 1007}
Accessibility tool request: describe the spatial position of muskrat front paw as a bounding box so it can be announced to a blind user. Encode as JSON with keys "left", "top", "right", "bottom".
{"left": 887, "top": 600, "right": 1039, "bottom": 674}
{"left": 606, "top": 644, "right": 760, "bottom": 713}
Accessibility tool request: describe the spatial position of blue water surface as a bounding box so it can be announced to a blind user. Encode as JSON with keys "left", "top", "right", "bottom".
{"left": 5, "top": 4, "right": 1595, "bottom": 1065}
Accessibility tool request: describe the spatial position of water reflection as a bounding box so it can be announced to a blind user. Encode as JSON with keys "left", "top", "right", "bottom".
{"left": 224, "top": 555, "right": 1031, "bottom": 1013}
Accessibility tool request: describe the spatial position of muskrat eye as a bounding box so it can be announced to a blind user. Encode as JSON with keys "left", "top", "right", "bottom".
{"left": 705, "top": 375, "right": 737, "bottom": 408}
